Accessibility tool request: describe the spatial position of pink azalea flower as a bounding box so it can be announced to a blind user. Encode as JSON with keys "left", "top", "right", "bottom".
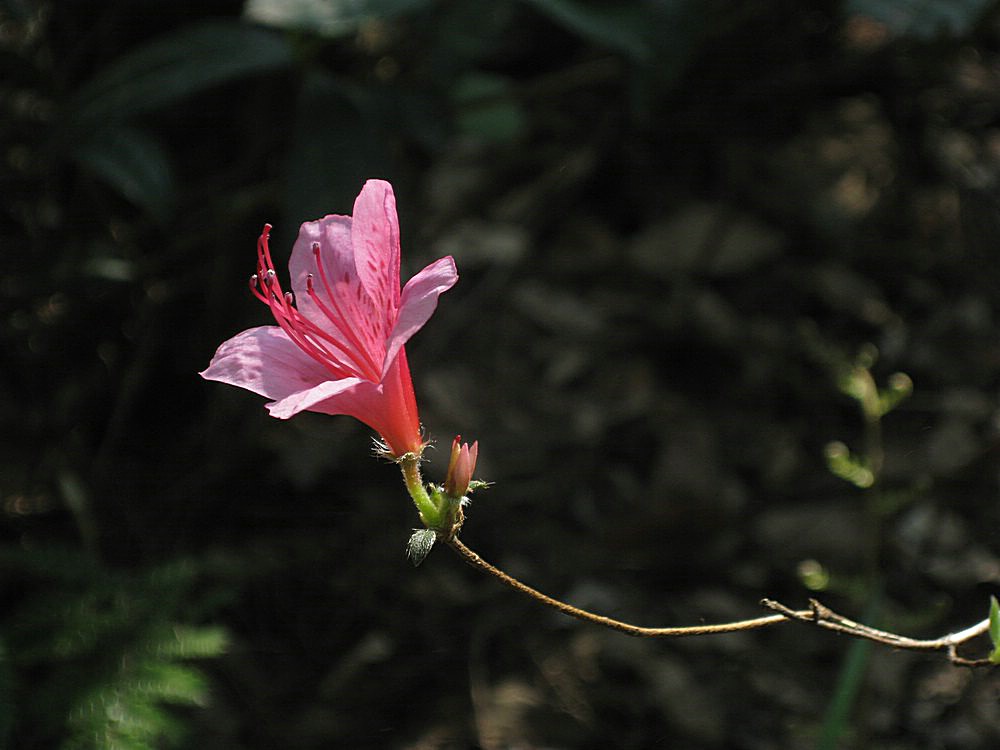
{"left": 201, "top": 179, "right": 457, "bottom": 457}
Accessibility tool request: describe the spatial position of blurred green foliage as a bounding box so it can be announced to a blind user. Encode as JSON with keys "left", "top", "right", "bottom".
{"left": 2, "top": 548, "right": 227, "bottom": 748}
{"left": 3, "top": 0, "right": 1000, "bottom": 747}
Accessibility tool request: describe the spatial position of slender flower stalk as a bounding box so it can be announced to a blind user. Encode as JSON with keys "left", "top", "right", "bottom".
{"left": 201, "top": 180, "right": 457, "bottom": 457}
{"left": 399, "top": 454, "right": 439, "bottom": 528}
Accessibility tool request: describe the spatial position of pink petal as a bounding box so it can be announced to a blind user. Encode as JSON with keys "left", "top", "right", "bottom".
{"left": 280, "top": 350, "right": 422, "bottom": 456}
{"left": 265, "top": 376, "right": 368, "bottom": 419}
{"left": 288, "top": 214, "right": 355, "bottom": 327}
{"left": 382, "top": 256, "right": 458, "bottom": 377}
{"left": 200, "top": 326, "right": 329, "bottom": 401}
{"left": 290, "top": 352, "right": 421, "bottom": 456}
{"left": 351, "top": 179, "right": 401, "bottom": 322}
{"left": 287, "top": 214, "right": 387, "bottom": 378}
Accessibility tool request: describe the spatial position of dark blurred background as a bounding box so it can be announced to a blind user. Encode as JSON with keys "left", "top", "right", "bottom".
{"left": 3, "top": 0, "right": 1000, "bottom": 747}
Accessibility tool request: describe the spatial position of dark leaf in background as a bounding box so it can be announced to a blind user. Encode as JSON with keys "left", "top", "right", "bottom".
{"left": 244, "top": 0, "right": 434, "bottom": 37}
{"left": 453, "top": 72, "right": 529, "bottom": 144}
{"left": 0, "top": 638, "right": 10, "bottom": 748}
{"left": 522, "top": 0, "right": 706, "bottom": 77}
{"left": 522, "top": 0, "right": 655, "bottom": 60}
{"left": 0, "top": 0, "right": 32, "bottom": 21}
{"left": 60, "top": 20, "right": 293, "bottom": 130}
{"left": 282, "top": 70, "right": 391, "bottom": 230}
{"left": 846, "top": 0, "right": 994, "bottom": 37}
{"left": 46, "top": 19, "right": 294, "bottom": 220}
{"left": 72, "top": 124, "right": 175, "bottom": 221}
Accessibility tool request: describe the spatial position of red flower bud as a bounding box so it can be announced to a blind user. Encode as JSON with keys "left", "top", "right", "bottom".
{"left": 444, "top": 435, "right": 478, "bottom": 498}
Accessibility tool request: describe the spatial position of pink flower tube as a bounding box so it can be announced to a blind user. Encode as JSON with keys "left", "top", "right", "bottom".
{"left": 201, "top": 180, "right": 457, "bottom": 457}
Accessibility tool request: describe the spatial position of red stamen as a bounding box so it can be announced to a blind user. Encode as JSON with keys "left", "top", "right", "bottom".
{"left": 249, "top": 225, "right": 384, "bottom": 382}
{"left": 307, "top": 243, "right": 382, "bottom": 380}
{"left": 300, "top": 275, "right": 379, "bottom": 381}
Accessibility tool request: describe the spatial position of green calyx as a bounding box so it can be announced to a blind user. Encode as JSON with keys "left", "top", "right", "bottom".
{"left": 398, "top": 455, "right": 466, "bottom": 536}
{"left": 399, "top": 452, "right": 487, "bottom": 566}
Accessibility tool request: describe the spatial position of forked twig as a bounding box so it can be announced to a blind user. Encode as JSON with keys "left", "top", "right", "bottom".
{"left": 761, "top": 598, "right": 993, "bottom": 666}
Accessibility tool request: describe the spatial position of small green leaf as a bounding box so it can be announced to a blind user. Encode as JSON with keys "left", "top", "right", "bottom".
{"left": 988, "top": 596, "right": 1000, "bottom": 664}
{"left": 797, "top": 559, "right": 830, "bottom": 592}
{"left": 824, "top": 441, "right": 875, "bottom": 489}
{"left": 877, "top": 372, "right": 913, "bottom": 416}
{"left": 406, "top": 529, "right": 436, "bottom": 567}
{"left": 990, "top": 596, "right": 1000, "bottom": 643}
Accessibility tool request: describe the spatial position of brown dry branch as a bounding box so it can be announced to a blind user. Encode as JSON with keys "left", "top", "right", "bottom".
{"left": 443, "top": 535, "right": 994, "bottom": 667}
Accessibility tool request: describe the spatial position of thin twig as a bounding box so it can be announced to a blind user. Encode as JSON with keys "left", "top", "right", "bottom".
{"left": 444, "top": 535, "right": 805, "bottom": 637}
{"left": 444, "top": 535, "right": 994, "bottom": 666}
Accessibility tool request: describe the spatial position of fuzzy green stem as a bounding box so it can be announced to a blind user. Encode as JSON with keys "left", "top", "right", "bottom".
{"left": 399, "top": 455, "right": 440, "bottom": 528}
